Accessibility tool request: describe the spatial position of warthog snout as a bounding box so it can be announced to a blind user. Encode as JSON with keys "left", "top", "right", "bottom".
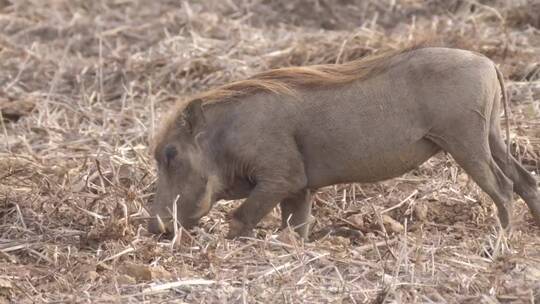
{"left": 147, "top": 215, "right": 198, "bottom": 235}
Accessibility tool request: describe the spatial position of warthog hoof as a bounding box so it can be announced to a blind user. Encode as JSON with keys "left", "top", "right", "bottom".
{"left": 226, "top": 217, "right": 253, "bottom": 239}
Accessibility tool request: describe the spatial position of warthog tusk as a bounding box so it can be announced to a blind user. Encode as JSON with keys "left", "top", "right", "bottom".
{"left": 156, "top": 214, "right": 166, "bottom": 233}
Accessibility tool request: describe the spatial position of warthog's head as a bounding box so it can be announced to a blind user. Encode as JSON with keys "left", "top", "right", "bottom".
{"left": 147, "top": 100, "right": 221, "bottom": 234}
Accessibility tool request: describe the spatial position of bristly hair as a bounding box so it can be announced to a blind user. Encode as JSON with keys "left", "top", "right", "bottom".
{"left": 152, "top": 44, "right": 426, "bottom": 152}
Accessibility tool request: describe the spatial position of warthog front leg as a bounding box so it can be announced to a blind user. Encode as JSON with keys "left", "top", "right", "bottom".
{"left": 226, "top": 135, "right": 308, "bottom": 239}
{"left": 227, "top": 186, "right": 293, "bottom": 239}
{"left": 280, "top": 189, "right": 314, "bottom": 239}
{"left": 227, "top": 173, "right": 307, "bottom": 239}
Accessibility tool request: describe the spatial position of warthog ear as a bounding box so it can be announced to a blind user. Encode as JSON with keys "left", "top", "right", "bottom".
{"left": 183, "top": 99, "right": 206, "bottom": 134}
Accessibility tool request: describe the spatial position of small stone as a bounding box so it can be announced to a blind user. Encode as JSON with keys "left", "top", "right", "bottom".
{"left": 150, "top": 266, "right": 173, "bottom": 280}
{"left": 346, "top": 213, "right": 365, "bottom": 230}
{"left": 457, "top": 172, "right": 470, "bottom": 188}
{"left": 120, "top": 263, "right": 172, "bottom": 282}
{"left": 523, "top": 265, "right": 540, "bottom": 281}
{"left": 382, "top": 215, "right": 404, "bottom": 234}
{"left": 121, "top": 263, "right": 152, "bottom": 281}
{"left": 84, "top": 271, "right": 100, "bottom": 282}
{"left": 0, "top": 278, "right": 13, "bottom": 301}
{"left": 413, "top": 203, "right": 428, "bottom": 222}
{"left": 0, "top": 97, "right": 35, "bottom": 122}
{"left": 116, "top": 274, "right": 137, "bottom": 285}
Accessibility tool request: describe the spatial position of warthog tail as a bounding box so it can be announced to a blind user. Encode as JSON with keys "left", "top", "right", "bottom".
{"left": 495, "top": 65, "right": 511, "bottom": 164}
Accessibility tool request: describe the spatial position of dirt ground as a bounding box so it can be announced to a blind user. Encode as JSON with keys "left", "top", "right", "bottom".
{"left": 1, "top": 0, "right": 539, "bottom": 303}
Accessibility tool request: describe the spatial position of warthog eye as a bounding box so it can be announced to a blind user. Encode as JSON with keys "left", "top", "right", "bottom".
{"left": 164, "top": 144, "right": 177, "bottom": 166}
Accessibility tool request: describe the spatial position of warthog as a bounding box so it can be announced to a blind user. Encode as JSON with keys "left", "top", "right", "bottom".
{"left": 148, "top": 46, "right": 540, "bottom": 239}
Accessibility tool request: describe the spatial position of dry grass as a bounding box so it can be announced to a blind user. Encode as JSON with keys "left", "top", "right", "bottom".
{"left": 1, "top": 0, "right": 539, "bottom": 303}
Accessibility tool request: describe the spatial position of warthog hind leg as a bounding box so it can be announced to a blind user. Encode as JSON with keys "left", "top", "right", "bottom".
{"left": 427, "top": 131, "right": 513, "bottom": 228}
{"left": 489, "top": 128, "right": 540, "bottom": 226}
